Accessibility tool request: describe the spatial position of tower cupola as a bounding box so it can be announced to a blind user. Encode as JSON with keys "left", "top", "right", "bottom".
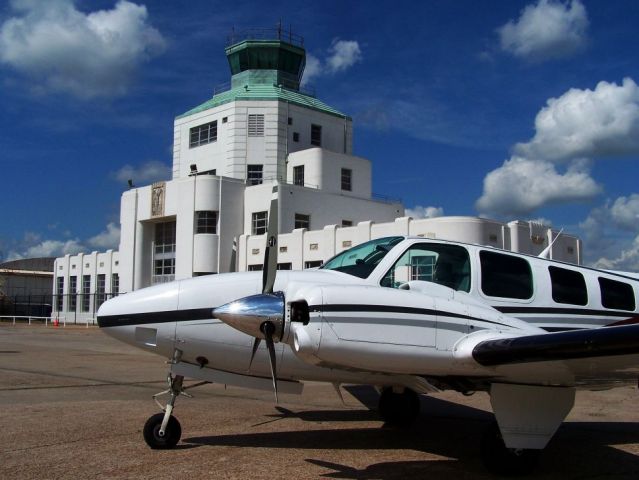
{"left": 225, "top": 27, "right": 306, "bottom": 91}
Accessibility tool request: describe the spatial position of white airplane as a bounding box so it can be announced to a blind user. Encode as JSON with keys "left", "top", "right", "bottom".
{"left": 97, "top": 187, "right": 639, "bottom": 475}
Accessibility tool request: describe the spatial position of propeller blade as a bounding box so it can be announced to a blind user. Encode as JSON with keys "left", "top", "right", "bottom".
{"left": 248, "top": 337, "right": 261, "bottom": 371}
{"left": 262, "top": 185, "right": 279, "bottom": 294}
{"left": 263, "top": 323, "right": 279, "bottom": 403}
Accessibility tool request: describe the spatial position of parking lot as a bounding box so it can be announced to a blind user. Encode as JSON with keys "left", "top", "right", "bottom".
{"left": 2, "top": 324, "right": 639, "bottom": 479}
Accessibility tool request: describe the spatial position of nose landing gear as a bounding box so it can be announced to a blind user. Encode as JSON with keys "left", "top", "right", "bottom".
{"left": 143, "top": 373, "right": 208, "bottom": 449}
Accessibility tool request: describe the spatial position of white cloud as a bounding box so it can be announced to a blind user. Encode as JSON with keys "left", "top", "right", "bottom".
{"left": 113, "top": 160, "right": 170, "bottom": 184}
{"left": 592, "top": 235, "right": 639, "bottom": 272}
{"left": 498, "top": 0, "right": 588, "bottom": 62}
{"left": 326, "top": 40, "right": 362, "bottom": 73}
{"left": 406, "top": 206, "right": 444, "bottom": 219}
{"left": 7, "top": 238, "right": 85, "bottom": 260}
{"left": 0, "top": 0, "right": 166, "bottom": 98}
{"left": 476, "top": 156, "right": 601, "bottom": 216}
{"left": 302, "top": 39, "right": 361, "bottom": 85}
{"left": 515, "top": 78, "right": 639, "bottom": 162}
{"left": 88, "top": 222, "right": 120, "bottom": 250}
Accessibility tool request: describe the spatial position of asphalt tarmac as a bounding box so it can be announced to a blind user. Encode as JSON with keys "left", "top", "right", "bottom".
{"left": 1, "top": 323, "right": 639, "bottom": 479}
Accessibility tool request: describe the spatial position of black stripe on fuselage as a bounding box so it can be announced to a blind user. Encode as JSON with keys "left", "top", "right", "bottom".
{"left": 493, "top": 305, "right": 636, "bottom": 318}
{"left": 97, "top": 308, "right": 212, "bottom": 328}
{"left": 309, "top": 304, "right": 511, "bottom": 328}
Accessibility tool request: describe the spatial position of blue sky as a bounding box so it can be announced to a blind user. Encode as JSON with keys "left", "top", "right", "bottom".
{"left": 1, "top": 0, "right": 639, "bottom": 270}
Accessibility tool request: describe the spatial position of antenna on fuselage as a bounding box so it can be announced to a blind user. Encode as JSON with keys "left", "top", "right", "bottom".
{"left": 538, "top": 228, "right": 563, "bottom": 259}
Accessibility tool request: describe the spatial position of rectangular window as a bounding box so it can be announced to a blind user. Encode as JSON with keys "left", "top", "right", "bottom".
{"left": 480, "top": 251, "right": 533, "bottom": 299}
{"left": 342, "top": 220, "right": 353, "bottom": 227}
{"left": 111, "top": 273, "right": 119, "bottom": 297}
{"left": 341, "top": 168, "right": 352, "bottom": 191}
{"left": 154, "top": 221, "right": 176, "bottom": 254}
{"left": 96, "top": 274, "right": 106, "bottom": 309}
{"left": 295, "top": 213, "right": 310, "bottom": 230}
{"left": 599, "top": 277, "right": 636, "bottom": 311}
{"left": 288, "top": 117, "right": 293, "bottom": 125}
{"left": 69, "top": 276, "right": 77, "bottom": 312}
{"left": 248, "top": 114, "right": 264, "bottom": 136}
{"left": 305, "top": 260, "right": 323, "bottom": 269}
{"left": 196, "top": 211, "right": 218, "bottom": 234}
{"left": 247, "top": 164, "right": 263, "bottom": 185}
{"left": 549, "top": 266, "right": 587, "bottom": 305}
{"left": 252, "top": 211, "right": 268, "bottom": 235}
{"left": 311, "top": 124, "right": 322, "bottom": 146}
{"left": 293, "top": 165, "right": 304, "bottom": 186}
{"left": 154, "top": 258, "right": 175, "bottom": 276}
{"left": 293, "top": 132, "right": 299, "bottom": 142}
{"left": 189, "top": 120, "right": 217, "bottom": 148}
{"left": 81, "top": 275, "right": 91, "bottom": 312}
{"left": 56, "top": 277, "right": 64, "bottom": 311}
{"left": 248, "top": 264, "right": 263, "bottom": 271}
{"left": 277, "top": 263, "right": 292, "bottom": 270}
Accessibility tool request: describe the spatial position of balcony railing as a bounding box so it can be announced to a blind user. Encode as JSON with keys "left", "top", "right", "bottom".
{"left": 226, "top": 26, "right": 304, "bottom": 47}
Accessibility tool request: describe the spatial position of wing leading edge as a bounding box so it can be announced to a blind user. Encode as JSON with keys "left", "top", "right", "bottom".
{"left": 472, "top": 324, "right": 639, "bottom": 367}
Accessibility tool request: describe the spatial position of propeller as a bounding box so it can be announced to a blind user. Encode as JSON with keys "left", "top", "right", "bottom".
{"left": 213, "top": 185, "right": 282, "bottom": 402}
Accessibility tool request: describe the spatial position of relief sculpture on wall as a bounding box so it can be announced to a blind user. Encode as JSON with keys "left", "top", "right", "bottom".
{"left": 151, "top": 182, "right": 165, "bottom": 217}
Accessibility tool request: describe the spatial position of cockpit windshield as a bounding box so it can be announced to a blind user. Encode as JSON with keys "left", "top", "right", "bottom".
{"left": 320, "top": 236, "right": 404, "bottom": 279}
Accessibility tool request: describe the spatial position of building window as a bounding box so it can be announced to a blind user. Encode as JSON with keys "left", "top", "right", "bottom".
{"left": 293, "top": 132, "right": 299, "bottom": 142}
{"left": 56, "top": 277, "right": 64, "bottom": 311}
{"left": 311, "top": 124, "right": 322, "bottom": 146}
{"left": 277, "top": 263, "right": 292, "bottom": 270}
{"left": 111, "top": 273, "right": 119, "bottom": 296}
{"left": 288, "top": 117, "right": 293, "bottom": 125}
{"left": 248, "top": 114, "right": 264, "bottom": 136}
{"left": 196, "top": 211, "right": 218, "bottom": 234}
{"left": 305, "top": 260, "right": 323, "bottom": 269}
{"left": 247, "top": 164, "right": 263, "bottom": 185}
{"left": 154, "top": 258, "right": 175, "bottom": 276}
{"left": 96, "top": 274, "right": 106, "bottom": 309}
{"left": 295, "top": 213, "right": 310, "bottom": 230}
{"left": 81, "top": 275, "right": 91, "bottom": 312}
{"left": 252, "top": 211, "right": 268, "bottom": 235}
{"left": 248, "top": 264, "right": 263, "bottom": 271}
{"left": 222, "top": 117, "right": 228, "bottom": 123}
{"left": 69, "top": 276, "right": 77, "bottom": 312}
{"left": 549, "top": 266, "right": 587, "bottom": 306}
{"left": 342, "top": 220, "right": 353, "bottom": 227}
{"left": 599, "top": 277, "right": 636, "bottom": 311}
{"left": 480, "top": 250, "right": 532, "bottom": 299}
{"left": 153, "top": 221, "right": 176, "bottom": 284}
{"left": 189, "top": 120, "right": 217, "bottom": 148}
{"left": 341, "top": 168, "right": 352, "bottom": 191}
{"left": 293, "top": 165, "right": 304, "bottom": 186}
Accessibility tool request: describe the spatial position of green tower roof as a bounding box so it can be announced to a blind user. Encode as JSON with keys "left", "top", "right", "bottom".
{"left": 177, "top": 29, "right": 349, "bottom": 120}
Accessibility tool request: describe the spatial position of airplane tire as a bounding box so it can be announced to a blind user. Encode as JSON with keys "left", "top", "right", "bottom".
{"left": 143, "top": 413, "right": 182, "bottom": 449}
{"left": 378, "top": 387, "right": 420, "bottom": 426}
{"left": 480, "top": 421, "right": 540, "bottom": 476}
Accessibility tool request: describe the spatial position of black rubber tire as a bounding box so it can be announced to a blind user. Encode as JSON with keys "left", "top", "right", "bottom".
{"left": 480, "top": 421, "right": 541, "bottom": 476}
{"left": 143, "top": 412, "right": 182, "bottom": 449}
{"left": 378, "top": 387, "right": 420, "bottom": 426}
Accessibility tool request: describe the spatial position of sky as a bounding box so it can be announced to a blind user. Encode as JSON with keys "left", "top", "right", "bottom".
{"left": 1, "top": 0, "right": 639, "bottom": 271}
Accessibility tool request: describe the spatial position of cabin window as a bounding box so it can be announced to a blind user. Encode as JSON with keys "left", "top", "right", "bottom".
{"left": 549, "top": 266, "right": 588, "bottom": 306}
{"left": 321, "top": 236, "right": 404, "bottom": 279}
{"left": 480, "top": 251, "right": 532, "bottom": 299}
{"left": 381, "top": 243, "right": 471, "bottom": 292}
{"left": 598, "top": 277, "right": 636, "bottom": 311}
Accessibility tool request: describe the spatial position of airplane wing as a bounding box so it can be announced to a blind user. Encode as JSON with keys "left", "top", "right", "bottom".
{"left": 472, "top": 323, "right": 639, "bottom": 366}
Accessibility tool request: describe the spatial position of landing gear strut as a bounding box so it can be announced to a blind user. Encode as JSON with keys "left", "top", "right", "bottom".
{"left": 143, "top": 373, "right": 208, "bottom": 449}
{"left": 480, "top": 421, "right": 541, "bottom": 476}
{"left": 378, "top": 387, "right": 420, "bottom": 426}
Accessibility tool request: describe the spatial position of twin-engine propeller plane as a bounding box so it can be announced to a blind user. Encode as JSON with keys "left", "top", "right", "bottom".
{"left": 97, "top": 187, "right": 639, "bottom": 475}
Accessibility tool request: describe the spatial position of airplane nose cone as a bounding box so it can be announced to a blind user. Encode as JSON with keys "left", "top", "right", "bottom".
{"left": 213, "top": 293, "right": 284, "bottom": 340}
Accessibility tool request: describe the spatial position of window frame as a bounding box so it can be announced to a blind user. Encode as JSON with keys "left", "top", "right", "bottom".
{"left": 294, "top": 213, "right": 310, "bottom": 230}
{"left": 479, "top": 250, "right": 534, "bottom": 300}
{"left": 341, "top": 168, "right": 352, "bottom": 191}
{"left": 598, "top": 277, "right": 636, "bottom": 311}
{"left": 293, "top": 165, "right": 304, "bottom": 186}
{"left": 247, "top": 164, "right": 263, "bottom": 185}
{"left": 311, "top": 124, "right": 322, "bottom": 146}
{"left": 548, "top": 266, "right": 588, "bottom": 306}
{"left": 252, "top": 211, "right": 268, "bottom": 235}
{"left": 195, "top": 210, "right": 218, "bottom": 234}
{"left": 189, "top": 120, "right": 218, "bottom": 148}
